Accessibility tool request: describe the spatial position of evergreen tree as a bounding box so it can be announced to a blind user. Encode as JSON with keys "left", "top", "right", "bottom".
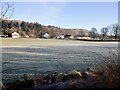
{"left": 2, "top": 20, "right": 8, "bottom": 30}
{"left": 8, "top": 21, "right": 13, "bottom": 29}
{"left": 13, "top": 22, "right": 19, "bottom": 28}
{"left": 20, "top": 21, "right": 27, "bottom": 31}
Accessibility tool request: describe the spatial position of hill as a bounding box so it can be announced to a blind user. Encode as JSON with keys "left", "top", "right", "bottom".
{"left": 0, "top": 19, "right": 90, "bottom": 38}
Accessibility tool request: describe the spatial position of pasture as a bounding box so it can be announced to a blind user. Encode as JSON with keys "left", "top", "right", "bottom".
{"left": 1, "top": 38, "right": 118, "bottom": 83}
{"left": 1, "top": 38, "right": 118, "bottom": 47}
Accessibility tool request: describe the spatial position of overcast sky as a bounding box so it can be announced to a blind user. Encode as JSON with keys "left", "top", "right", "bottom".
{"left": 11, "top": 2, "right": 118, "bottom": 31}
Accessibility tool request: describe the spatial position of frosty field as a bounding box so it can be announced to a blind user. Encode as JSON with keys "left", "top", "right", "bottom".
{"left": 1, "top": 38, "right": 118, "bottom": 82}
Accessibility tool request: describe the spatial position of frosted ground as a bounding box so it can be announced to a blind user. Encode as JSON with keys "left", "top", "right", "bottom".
{"left": 1, "top": 38, "right": 118, "bottom": 83}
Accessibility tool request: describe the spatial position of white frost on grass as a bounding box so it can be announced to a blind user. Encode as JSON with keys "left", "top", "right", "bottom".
{"left": 2, "top": 51, "right": 54, "bottom": 56}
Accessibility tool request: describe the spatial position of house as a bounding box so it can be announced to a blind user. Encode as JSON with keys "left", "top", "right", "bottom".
{"left": 64, "top": 34, "right": 71, "bottom": 39}
{"left": 43, "top": 33, "right": 50, "bottom": 38}
{"left": 82, "top": 37, "right": 92, "bottom": 40}
{"left": 59, "top": 34, "right": 65, "bottom": 39}
{"left": 25, "top": 35, "right": 29, "bottom": 38}
{"left": 39, "top": 32, "right": 49, "bottom": 38}
{"left": 56, "top": 36, "right": 60, "bottom": 39}
{"left": 75, "top": 35, "right": 92, "bottom": 40}
{"left": 12, "top": 32, "right": 20, "bottom": 38}
{"left": 0, "top": 35, "right": 8, "bottom": 38}
{"left": 69, "top": 35, "right": 74, "bottom": 39}
{"left": 75, "top": 35, "right": 83, "bottom": 39}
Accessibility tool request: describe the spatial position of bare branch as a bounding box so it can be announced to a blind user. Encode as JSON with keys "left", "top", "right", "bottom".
{"left": 0, "top": 2, "right": 14, "bottom": 20}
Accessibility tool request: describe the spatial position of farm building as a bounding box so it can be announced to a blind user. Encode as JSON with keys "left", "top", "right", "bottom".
{"left": 0, "top": 35, "right": 8, "bottom": 38}
{"left": 76, "top": 36, "right": 92, "bottom": 40}
{"left": 69, "top": 35, "right": 74, "bottom": 39}
{"left": 59, "top": 34, "right": 65, "bottom": 39}
{"left": 56, "top": 36, "right": 60, "bottom": 39}
{"left": 64, "top": 34, "right": 73, "bottom": 39}
{"left": 81, "top": 37, "right": 92, "bottom": 40}
{"left": 12, "top": 32, "right": 20, "bottom": 38}
{"left": 43, "top": 33, "right": 50, "bottom": 38}
{"left": 39, "top": 32, "right": 50, "bottom": 38}
{"left": 24, "top": 35, "right": 29, "bottom": 38}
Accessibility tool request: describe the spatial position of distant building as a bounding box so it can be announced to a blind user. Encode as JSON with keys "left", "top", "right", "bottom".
{"left": 25, "top": 35, "right": 29, "bottom": 38}
{"left": 43, "top": 33, "right": 49, "bottom": 38}
{"left": 76, "top": 36, "right": 92, "bottom": 40}
{"left": 81, "top": 37, "right": 92, "bottom": 40}
{"left": 60, "top": 34, "right": 65, "bottom": 39}
{"left": 0, "top": 35, "right": 8, "bottom": 38}
{"left": 64, "top": 34, "right": 72, "bottom": 39}
{"left": 69, "top": 35, "right": 74, "bottom": 39}
{"left": 39, "top": 32, "right": 49, "bottom": 38}
{"left": 56, "top": 36, "right": 60, "bottom": 39}
{"left": 64, "top": 34, "right": 74, "bottom": 39}
{"left": 12, "top": 32, "right": 20, "bottom": 38}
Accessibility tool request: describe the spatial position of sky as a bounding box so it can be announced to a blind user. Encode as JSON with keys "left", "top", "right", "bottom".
{"left": 11, "top": 2, "right": 118, "bottom": 32}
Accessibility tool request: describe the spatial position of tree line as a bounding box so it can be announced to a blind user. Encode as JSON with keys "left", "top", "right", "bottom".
{"left": 0, "top": 20, "right": 42, "bottom": 37}
{"left": 0, "top": 19, "right": 119, "bottom": 41}
{"left": 89, "top": 24, "right": 120, "bottom": 41}
{"left": 0, "top": 19, "right": 90, "bottom": 38}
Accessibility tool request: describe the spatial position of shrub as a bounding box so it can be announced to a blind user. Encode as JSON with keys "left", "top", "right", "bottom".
{"left": 103, "top": 64, "right": 120, "bottom": 88}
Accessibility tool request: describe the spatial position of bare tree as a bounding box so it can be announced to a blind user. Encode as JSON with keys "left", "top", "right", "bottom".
{"left": 0, "top": 2, "right": 14, "bottom": 20}
{"left": 89, "top": 28, "right": 98, "bottom": 39}
{"left": 101, "top": 27, "right": 109, "bottom": 40}
{"left": 107, "top": 25, "right": 114, "bottom": 40}
{"left": 112, "top": 24, "right": 119, "bottom": 41}
{"left": 108, "top": 24, "right": 120, "bottom": 41}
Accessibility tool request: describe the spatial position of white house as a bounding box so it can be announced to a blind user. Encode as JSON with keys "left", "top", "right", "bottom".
{"left": 69, "top": 35, "right": 74, "bottom": 39}
{"left": 25, "top": 35, "right": 29, "bottom": 38}
{"left": 43, "top": 33, "right": 49, "bottom": 38}
{"left": 0, "top": 35, "right": 8, "bottom": 38}
{"left": 60, "top": 35, "right": 65, "bottom": 39}
{"left": 81, "top": 37, "right": 92, "bottom": 40}
{"left": 76, "top": 36, "right": 92, "bottom": 40}
{"left": 12, "top": 32, "right": 20, "bottom": 38}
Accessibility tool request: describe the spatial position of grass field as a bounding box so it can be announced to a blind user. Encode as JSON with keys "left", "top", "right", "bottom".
{"left": 1, "top": 38, "right": 118, "bottom": 83}
{"left": 1, "top": 38, "right": 118, "bottom": 47}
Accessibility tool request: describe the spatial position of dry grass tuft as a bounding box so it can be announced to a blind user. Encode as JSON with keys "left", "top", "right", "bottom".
{"left": 103, "top": 64, "right": 120, "bottom": 88}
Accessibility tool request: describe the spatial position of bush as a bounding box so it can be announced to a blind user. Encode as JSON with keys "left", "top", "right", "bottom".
{"left": 103, "top": 64, "right": 120, "bottom": 88}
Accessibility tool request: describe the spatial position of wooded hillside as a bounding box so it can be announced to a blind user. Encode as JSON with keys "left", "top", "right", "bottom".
{"left": 0, "top": 19, "right": 90, "bottom": 38}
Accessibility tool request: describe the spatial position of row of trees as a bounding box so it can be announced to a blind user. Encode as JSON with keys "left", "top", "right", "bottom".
{"left": 89, "top": 24, "right": 120, "bottom": 41}
{"left": 0, "top": 20, "right": 42, "bottom": 37}
{"left": 1, "top": 19, "right": 119, "bottom": 40}
{"left": 1, "top": 20, "right": 42, "bottom": 31}
{"left": 1, "top": 19, "right": 90, "bottom": 38}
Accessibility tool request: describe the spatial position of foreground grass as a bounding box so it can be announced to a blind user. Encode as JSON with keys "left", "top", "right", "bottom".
{"left": 3, "top": 63, "right": 120, "bottom": 90}
{"left": 1, "top": 38, "right": 119, "bottom": 89}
